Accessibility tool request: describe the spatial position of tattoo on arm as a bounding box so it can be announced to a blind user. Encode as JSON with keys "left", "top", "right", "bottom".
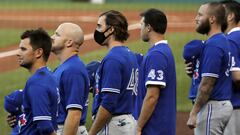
{"left": 194, "top": 76, "right": 216, "bottom": 109}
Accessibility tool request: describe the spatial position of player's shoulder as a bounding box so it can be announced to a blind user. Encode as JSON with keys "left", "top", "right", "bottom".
{"left": 148, "top": 45, "right": 171, "bottom": 60}
{"left": 206, "top": 33, "right": 228, "bottom": 47}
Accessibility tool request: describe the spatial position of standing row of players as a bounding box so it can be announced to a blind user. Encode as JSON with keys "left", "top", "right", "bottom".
{"left": 4, "top": 0, "right": 240, "bottom": 135}
{"left": 5, "top": 8, "right": 175, "bottom": 135}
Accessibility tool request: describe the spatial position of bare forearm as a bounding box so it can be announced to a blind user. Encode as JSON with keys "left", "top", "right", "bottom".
{"left": 63, "top": 109, "right": 81, "bottom": 135}
{"left": 89, "top": 106, "right": 112, "bottom": 135}
{"left": 137, "top": 95, "right": 158, "bottom": 129}
{"left": 63, "top": 119, "right": 79, "bottom": 135}
{"left": 192, "top": 77, "right": 216, "bottom": 114}
{"left": 232, "top": 71, "right": 240, "bottom": 88}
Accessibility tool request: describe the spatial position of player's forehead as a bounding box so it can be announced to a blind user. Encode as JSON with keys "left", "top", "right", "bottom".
{"left": 55, "top": 24, "right": 66, "bottom": 36}
{"left": 19, "top": 38, "right": 31, "bottom": 48}
{"left": 97, "top": 15, "right": 107, "bottom": 27}
{"left": 140, "top": 17, "right": 145, "bottom": 24}
{"left": 198, "top": 4, "right": 209, "bottom": 15}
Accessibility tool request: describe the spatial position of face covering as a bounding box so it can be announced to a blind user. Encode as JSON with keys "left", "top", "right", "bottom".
{"left": 94, "top": 27, "right": 112, "bottom": 45}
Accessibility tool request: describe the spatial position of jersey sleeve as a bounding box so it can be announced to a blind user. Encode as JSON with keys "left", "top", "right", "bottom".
{"left": 27, "top": 84, "right": 52, "bottom": 122}
{"left": 100, "top": 59, "right": 122, "bottom": 113}
{"left": 230, "top": 41, "right": 240, "bottom": 71}
{"left": 201, "top": 46, "right": 223, "bottom": 78}
{"left": 61, "top": 71, "right": 87, "bottom": 111}
{"left": 145, "top": 52, "right": 167, "bottom": 87}
{"left": 101, "top": 59, "right": 122, "bottom": 94}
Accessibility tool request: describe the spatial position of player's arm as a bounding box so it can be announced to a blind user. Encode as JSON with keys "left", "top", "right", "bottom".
{"left": 63, "top": 109, "right": 82, "bottom": 135}
{"left": 89, "top": 106, "right": 112, "bottom": 135}
{"left": 230, "top": 54, "right": 240, "bottom": 88}
{"left": 231, "top": 71, "right": 240, "bottom": 88}
{"left": 62, "top": 71, "right": 87, "bottom": 135}
{"left": 187, "top": 76, "right": 216, "bottom": 129}
{"left": 28, "top": 85, "right": 56, "bottom": 135}
{"left": 137, "top": 85, "right": 161, "bottom": 134}
{"left": 89, "top": 59, "right": 121, "bottom": 135}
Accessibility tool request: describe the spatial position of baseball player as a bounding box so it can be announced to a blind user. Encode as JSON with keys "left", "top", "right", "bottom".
{"left": 220, "top": 0, "right": 240, "bottom": 135}
{"left": 88, "top": 10, "right": 139, "bottom": 135}
{"left": 16, "top": 29, "right": 59, "bottom": 135}
{"left": 4, "top": 89, "right": 23, "bottom": 135}
{"left": 51, "top": 23, "right": 89, "bottom": 135}
{"left": 135, "top": 9, "right": 176, "bottom": 135}
{"left": 183, "top": 40, "right": 204, "bottom": 104}
{"left": 187, "top": 2, "right": 233, "bottom": 134}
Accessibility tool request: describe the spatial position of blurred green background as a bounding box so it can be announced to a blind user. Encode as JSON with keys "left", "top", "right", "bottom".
{"left": 0, "top": 0, "right": 215, "bottom": 134}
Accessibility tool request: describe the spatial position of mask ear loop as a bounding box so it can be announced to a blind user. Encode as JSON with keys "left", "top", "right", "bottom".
{"left": 104, "top": 26, "right": 114, "bottom": 39}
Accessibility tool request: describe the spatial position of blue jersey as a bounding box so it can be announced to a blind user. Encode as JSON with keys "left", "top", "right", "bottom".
{"left": 136, "top": 40, "right": 176, "bottom": 135}
{"left": 227, "top": 27, "right": 240, "bottom": 108}
{"left": 92, "top": 46, "right": 139, "bottom": 116}
{"left": 19, "top": 67, "right": 59, "bottom": 135}
{"left": 200, "top": 33, "right": 232, "bottom": 100}
{"left": 53, "top": 55, "right": 89, "bottom": 125}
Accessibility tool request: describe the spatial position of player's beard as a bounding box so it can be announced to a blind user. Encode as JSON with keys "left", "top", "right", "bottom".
{"left": 20, "top": 62, "right": 33, "bottom": 70}
{"left": 142, "top": 34, "right": 149, "bottom": 42}
{"left": 196, "top": 19, "right": 211, "bottom": 35}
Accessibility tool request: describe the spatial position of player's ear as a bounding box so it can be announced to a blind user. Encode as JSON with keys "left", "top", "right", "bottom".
{"left": 34, "top": 48, "right": 43, "bottom": 59}
{"left": 209, "top": 15, "right": 215, "bottom": 24}
{"left": 147, "top": 24, "right": 152, "bottom": 32}
{"left": 106, "top": 26, "right": 114, "bottom": 35}
{"left": 66, "top": 39, "right": 74, "bottom": 48}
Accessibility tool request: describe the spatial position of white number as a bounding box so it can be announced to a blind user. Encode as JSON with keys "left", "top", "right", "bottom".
{"left": 148, "top": 69, "right": 164, "bottom": 81}
{"left": 157, "top": 70, "right": 164, "bottom": 80}
{"left": 231, "top": 56, "right": 236, "bottom": 67}
{"left": 127, "top": 68, "right": 139, "bottom": 96}
{"left": 148, "top": 69, "right": 156, "bottom": 79}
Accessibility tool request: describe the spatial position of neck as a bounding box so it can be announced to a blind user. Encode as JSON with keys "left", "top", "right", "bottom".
{"left": 107, "top": 39, "right": 123, "bottom": 50}
{"left": 225, "top": 22, "right": 239, "bottom": 34}
{"left": 148, "top": 33, "right": 165, "bottom": 47}
{"left": 29, "top": 60, "right": 46, "bottom": 74}
{"left": 54, "top": 49, "right": 77, "bottom": 63}
{"left": 207, "top": 25, "right": 222, "bottom": 38}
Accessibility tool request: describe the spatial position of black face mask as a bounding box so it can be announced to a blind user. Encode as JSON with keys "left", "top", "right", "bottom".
{"left": 94, "top": 27, "right": 112, "bottom": 46}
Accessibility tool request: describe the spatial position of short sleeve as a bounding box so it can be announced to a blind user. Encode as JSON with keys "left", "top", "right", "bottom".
{"left": 61, "top": 72, "right": 87, "bottom": 111}
{"left": 230, "top": 41, "right": 240, "bottom": 71}
{"left": 28, "top": 85, "right": 51, "bottom": 121}
{"left": 145, "top": 52, "right": 167, "bottom": 87}
{"left": 201, "top": 46, "right": 223, "bottom": 78}
{"left": 101, "top": 59, "right": 122, "bottom": 94}
{"left": 100, "top": 59, "right": 123, "bottom": 113}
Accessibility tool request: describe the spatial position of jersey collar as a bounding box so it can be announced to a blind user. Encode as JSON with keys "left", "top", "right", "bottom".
{"left": 154, "top": 40, "right": 168, "bottom": 46}
{"left": 228, "top": 27, "right": 240, "bottom": 35}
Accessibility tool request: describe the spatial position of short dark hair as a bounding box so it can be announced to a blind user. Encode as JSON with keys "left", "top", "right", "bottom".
{"left": 100, "top": 10, "right": 129, "bottom": 42}
{"left": 140, "top": 8, "right": 167, "bottom": 34}
{"left": 220, "top": 0, "right": 240, "bottom": 24}
{"left": 206, "top": 2, "right": 226, "bottom": 26}
{"left": 21, "top": 28, "right": 52, "bottom": 62}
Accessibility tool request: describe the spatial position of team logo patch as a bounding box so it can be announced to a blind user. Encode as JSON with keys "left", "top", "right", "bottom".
{"left": 18, "top": 113, "right": 27, "bottom": 132}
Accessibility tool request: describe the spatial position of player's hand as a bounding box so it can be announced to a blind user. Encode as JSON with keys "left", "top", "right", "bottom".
{"left": 6, "top": 113, "right": 17, "bottom": 128}
{"left": 187, "top": 112, "right": 197, "bottom": 129}
{"left": 185, "top": 61, "right": 194, "bottom": 77}
{"left": 136, "top": 125, "right": 142, "bottom": 135}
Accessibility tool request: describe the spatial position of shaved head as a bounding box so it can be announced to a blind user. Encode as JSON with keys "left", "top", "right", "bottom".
{"left": 58, "top": 23, "right": 84, "bottom": 45}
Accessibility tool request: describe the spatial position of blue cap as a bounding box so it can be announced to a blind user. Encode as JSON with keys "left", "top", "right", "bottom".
{"left": 183, "top": 40, "right": 204, "bottom": 61}
{"left": 4, "top": 89, "right": 23, "bottom": 114}
{"left": 86, "top": 61, "right": 101, "bottom": 88}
